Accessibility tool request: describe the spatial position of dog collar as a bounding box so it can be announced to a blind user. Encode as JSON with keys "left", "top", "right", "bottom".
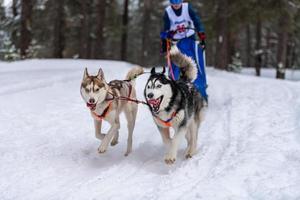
{"left": 91, "top": 101, "right": 113, "bottom": 121}
{"left": 154, "top": 111, "right": 177, "bottom": 127}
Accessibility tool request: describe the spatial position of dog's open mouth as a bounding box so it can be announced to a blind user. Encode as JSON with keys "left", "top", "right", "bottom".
{"left": 147, "top": 96, "right": 163, "bottom": 113}
{"left": 87, "top": 103, "right": 96, "bottom": 111}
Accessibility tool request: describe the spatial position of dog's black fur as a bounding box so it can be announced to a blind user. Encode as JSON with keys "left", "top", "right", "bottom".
{"left": 145, "top": 67, "right": 203, "bottom": 128}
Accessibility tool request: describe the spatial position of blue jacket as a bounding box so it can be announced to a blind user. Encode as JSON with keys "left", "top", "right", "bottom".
{"left": 163, "top": 3, "right": 205, "bottom": 33}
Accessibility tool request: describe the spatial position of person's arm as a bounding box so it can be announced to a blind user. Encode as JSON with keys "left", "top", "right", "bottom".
{"left": 163, "top": 10, "right": 171, "bottom": 32}
{"left": 188, "top": 4, "right": 206, "bottom": 49}
{"left": 188, "top": 4, "right": 205, "bottom": 32}
{"left": 161, "top": 10, "right": 175, "bottom": 39}
{"left": 160, "top": 10, "right": 171, "bottom": 54}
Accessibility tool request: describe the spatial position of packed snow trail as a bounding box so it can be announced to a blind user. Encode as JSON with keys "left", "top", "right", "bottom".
{"left": 0, "top": 60, "right": 300, "bottom": 200}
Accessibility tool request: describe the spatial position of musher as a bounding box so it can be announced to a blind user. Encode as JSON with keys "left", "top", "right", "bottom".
{"left": 161, "top": 0, "right": 208, "bottom": 102}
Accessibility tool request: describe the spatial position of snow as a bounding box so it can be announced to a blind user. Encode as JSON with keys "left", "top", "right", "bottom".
{"left": 0, "top": 59, "right": 300, "bottom": 200}
{"left": 3, "top": 0, "right": 12, "bottom": 7}
{"left": 241, "top": 67, "right": 300, "bottom": 81}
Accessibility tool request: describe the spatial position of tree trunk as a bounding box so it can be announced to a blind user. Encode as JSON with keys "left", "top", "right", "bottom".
{"left": 11, "top": 0, "right": 19, "bottom": 49}
{"left": 285, "top": 35, "right": 293, "bottom": 69}
{"left": 228, "top": 30, "right": 237, "bottom": 65}
{"left": 140, "top": 0, "right": 151, "bottom": 65}
{"left": 290, "top": 41, "right": 296, "bottom": 69}
{"left": 276, "top": 12, "right": 289, "bottom": 79}
{"left": 79, "top": 0, "right": 92, "bottom": 59}
{"left": 120, "top": 0, "right": 129, "bottom": 61}
{"left": 264, "top": 27, "right": 271, "bottom": 68}
{"left": 215, "top": 0, "right": 228, "bottom": 70}
{"left": 53, "top": 0, "right": 65, "bottom": 58}
{"left": 206, "top": 40, "right": 214, "bottom": 66}
{"left": 20, "top": 0, "right": 33, "bottom": 58}
{"left": 94, "top": 0, "right": 107, "bottom": 59}
{"left": 245, "top": 24, "right": 252, "bottom": 67}
{"left": 254, "top": 16, "right": 262, "bottom": 76}
{"left": 12, "top": 0, "right": 18, "bottom": 16}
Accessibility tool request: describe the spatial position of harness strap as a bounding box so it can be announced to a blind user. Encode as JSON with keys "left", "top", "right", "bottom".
{"left": 166, "top": 39, "right": 175, "bottom": 80}
{"left": 127, "top": 83, "right": 132, "bottom": 98}
{"left": 91, "top": 100, "right": 113, "bottom": 121}
{"left": 154, "top": 111, "right": 177, "bottom": 127}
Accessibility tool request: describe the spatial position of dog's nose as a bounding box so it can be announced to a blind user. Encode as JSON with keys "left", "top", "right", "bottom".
{"left": 89, "top": 98, "right": 95, "bottom": 104}
{"left": 147, "top": 93, "right": 154, "bottom": 99}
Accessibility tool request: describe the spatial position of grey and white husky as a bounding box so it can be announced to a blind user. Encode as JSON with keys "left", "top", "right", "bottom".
{"left": 144, "top": 46, "right": 205, "bottom": 164}
{"left": 80, "top": 66, "right": 144, "bottom": 156}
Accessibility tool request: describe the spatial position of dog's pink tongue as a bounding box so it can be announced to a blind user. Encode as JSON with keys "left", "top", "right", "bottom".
{"left": 148, "top": 99, "right": 158, "bottom": 106}
{"left": 87, "top": 103, "right": 95, "bottom": 110}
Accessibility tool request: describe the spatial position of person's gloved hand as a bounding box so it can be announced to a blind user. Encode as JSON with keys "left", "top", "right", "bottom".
{"left": 160, "top": 31, "right": 175, "bottom": 40}
{"left": 160, "top": 31, "right": 175, "bottom": 54}
{"left": 198, "top": 32, "right": 206, "bottom": 50}
{"left": 160, "top": 32, "right": 168, "bottom": 40}
{"left": 160, "top": 38, "right": 167, "bottom": 54}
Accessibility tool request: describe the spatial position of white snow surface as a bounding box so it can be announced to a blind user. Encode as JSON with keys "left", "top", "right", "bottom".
{"left": 0, "top": 59, "right": 300, "bottom": 200}
{"left": 241, "top": 68, "right": 300, "bottom": 81}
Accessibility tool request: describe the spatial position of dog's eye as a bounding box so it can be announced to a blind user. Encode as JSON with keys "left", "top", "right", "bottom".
{"left": 95, "top": 88, "right": 99, "bottom": 92}
{"left": 85, "top": 88, "right": 90, "bottom": 93}
{"left": 157, "top": 84, "right": 162, "bottom": 88}
{"left": 147, "top": 85, "right": 150, "bottom": 89}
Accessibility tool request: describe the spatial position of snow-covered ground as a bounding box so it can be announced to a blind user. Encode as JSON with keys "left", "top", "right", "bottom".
{"left": 241, "top": 68, "right": 300, "bottom": 81}
{"left": 0, "top": 60, "right": 300, "bottom": 200}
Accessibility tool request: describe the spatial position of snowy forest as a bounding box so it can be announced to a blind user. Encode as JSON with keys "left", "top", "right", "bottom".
{"left": 1, "top": 0, "right": 300, "bottom": 77}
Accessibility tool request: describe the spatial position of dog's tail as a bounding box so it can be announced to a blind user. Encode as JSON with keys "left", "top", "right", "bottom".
{"left": 169, "top": 46, "right": 197, "bottom": 82}
{"left": 125, "top": 66, "right": 144, "bottom": 84}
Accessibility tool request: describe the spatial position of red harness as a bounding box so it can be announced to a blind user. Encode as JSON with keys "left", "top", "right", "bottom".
{"left": 91, "top": 100, "right": 113, "bottom": 121}
{"left": 90, "top": 84, "right": 133, "bottom": 121}
{"left": 127, "top": 84, "right": 132, "bottom": 98}
{"left": 154, "top": 111, "right": 177, "bottom": 127}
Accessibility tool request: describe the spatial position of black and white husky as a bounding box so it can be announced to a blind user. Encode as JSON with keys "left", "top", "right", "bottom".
{"left": 144, "top": 46, "right": 205, "bottom": 164}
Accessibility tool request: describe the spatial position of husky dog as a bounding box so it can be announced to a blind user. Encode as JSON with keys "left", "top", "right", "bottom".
{"left": 144, "top": 46, "right": 205, "bottom": 164}
{"left": 80, "top": 66, "right": 144, "bottom": 156}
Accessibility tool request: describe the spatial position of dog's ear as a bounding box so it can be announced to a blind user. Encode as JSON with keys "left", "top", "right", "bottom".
{"left": 97, "top": 68, "right": 105, "bottom": 80}
{"left": 162, "top": 67, "right": 166, "bottom": 74}
{"left": 83, "top": 68, "right": 89, "bottom": 79}
{"left": 150, "top": 67, "right": 156, "bottom": 75}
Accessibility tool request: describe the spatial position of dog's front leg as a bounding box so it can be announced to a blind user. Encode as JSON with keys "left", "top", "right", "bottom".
{"left": 94, "top": 119, "right": 105, "bottom": 140}
{"left": 185, "top": 122, "right": 197, "bottom": 159}
{"left": 164, "top": 127, "right": 186, "bottom": 164}
{"left": 157, "top": 126, "right": 171, "bottom": 146}
{"left": 98, "top": 116, "right": 120, "bottom": 154}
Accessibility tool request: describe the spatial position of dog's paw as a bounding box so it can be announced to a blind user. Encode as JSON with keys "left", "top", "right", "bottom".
{"left": 164, "top": 154, "right": 176, "bottom": 165}
{"left": 185, "top": 148, "right": 197, "bottom": 159}
{"left": 164, "top": 158, "right": 176, "bottom": 165}
{"left": 124, "top": 150, "right": 131, "bottom": 157}
{"left": 110, "top": 140, "right": 118, "bottom": 146}
{"left": 97, "top": 145, "right": 107, "bottom": 154}
{"left": 185, "top": 153, "right": 193, "bottom": 159}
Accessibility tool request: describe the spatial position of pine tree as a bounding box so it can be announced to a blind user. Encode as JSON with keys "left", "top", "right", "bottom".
{"left": 120, "top": 0, "right": 129, "bottom": 61}
{"left": 20, "top": 0, "right": 33, "bottom": 59}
